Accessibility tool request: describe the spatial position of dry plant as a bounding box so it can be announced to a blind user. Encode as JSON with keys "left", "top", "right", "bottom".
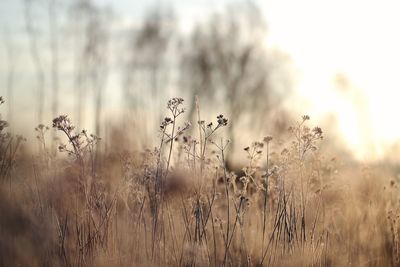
{"left": 0, "top": 96, "right": 400, "bottom": 267}
{"left": 0, "top": 97, "right": 25, "bottom": 183}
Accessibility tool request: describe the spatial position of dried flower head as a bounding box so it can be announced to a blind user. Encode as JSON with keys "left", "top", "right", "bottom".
{"left": 167, "top": 97, "right": 184, "bottom": 109}
{"left": 313, "top": 126, "right": 323, "bottom": 136}
{"left": 58, "top": 144, "right": 67, "bottom": 152}
{"left": 160, "top": 117, "right": 173, "bottom": 129}
{"left": 167, "top": 97, "right": 185, "bottom": 117}
{"left": 217, "top": 115, "right": 228, "bottom": 126}
{"left": 264, "top": 136, "right": 273, "bottom": 143}
{"left": 52, "top": 115, "right": 74, "bottom": 133}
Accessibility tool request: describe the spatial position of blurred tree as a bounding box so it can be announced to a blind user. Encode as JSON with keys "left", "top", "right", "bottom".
{"left": 181, "top": 2, "right": 292, "bottom": 159}
{"left": 48, "top": 0, "right": 60, "bottom": 153}
{"left": 122, "top": 8, "right": 176, "bottom": 145}
{"left": 69, "top": 0, "right": 110, "bottom": 138}
{"left": 3, "top": 28, "right": 15, "bottom": 129}
{"left": 69, "top": 0, "right": 91, "bottom": 129}
{"left": 86, "top": 10, "right": 110, "bottom": 140}
{"left": 24, "top": 0, "right": 45, "bottom": 125}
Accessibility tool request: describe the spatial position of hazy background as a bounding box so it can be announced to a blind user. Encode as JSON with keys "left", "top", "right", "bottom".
{"left": 1, "top": 0, "right": 400, "bottom": 162}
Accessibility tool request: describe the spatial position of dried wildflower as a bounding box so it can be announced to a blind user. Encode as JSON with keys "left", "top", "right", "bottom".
{"left": 36, "top": 124, "right": 44, "bottom": 131}
{"left": 313, "top": 126, "right": 323, "bottom": 136}
{"left": 53, "top": 115, "right": 99, "bottom": 162}
{"left": 34, "top": 123, "right": 50, "bottom": 155}
{"left": 288, "top": 115, "right": 324, "bottom": 158}
{"left": 160, "top": 117, "right": 173, "bottom": 129}
{"left": 255, "top": 141, "right": 264, "bottom": 148}
{"left": 58, "top": 144, "right": 67, "bottom": 152}
{"left": 217, "top": 114, "right": 228, "bottom": 126}
{"left": 167, "top": 97, "right": 185, "bottom": 118}
{"left": 244, "top": 146, "right": 250, "bottom": 151}
{"left": 52, "top": 115, "right": 75, "bottom": 133}
{"left": 167, "top": 97, "right": 184, "bottom": 109}
{"left": 264, "top": 136, "right": 273, "bottom": 143}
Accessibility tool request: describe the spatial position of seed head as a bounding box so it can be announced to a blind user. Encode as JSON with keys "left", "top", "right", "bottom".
{"left": 217, "top": 115, "right": 228, "bottom": 126}
{"left": 313, "top": 126, "right": 323, "bottom": 136}
{"left": 167, "top": 97, "right": 184, "bottom": 110}
{"left": 263, "top": 136, "right": 273, "bottom": 143}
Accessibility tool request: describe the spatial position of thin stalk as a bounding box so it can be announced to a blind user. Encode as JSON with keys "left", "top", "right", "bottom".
{"left": 262, "top": 141, "right": 270, "bottom": 255}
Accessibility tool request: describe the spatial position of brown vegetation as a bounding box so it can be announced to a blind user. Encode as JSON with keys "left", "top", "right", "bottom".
{"left": 0, "top": 97, "right": 399, "bottom": 266}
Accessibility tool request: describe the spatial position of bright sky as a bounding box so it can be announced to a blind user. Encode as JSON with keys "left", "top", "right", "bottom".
{"left": 260, "top": 0, "right": 400, "bottom": 160}
{"left": 1, "top": 0, "right": 400, "bottom": 160}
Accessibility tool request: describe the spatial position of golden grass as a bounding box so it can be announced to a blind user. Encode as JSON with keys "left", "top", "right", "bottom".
{"left": 0, "top": 97, "right": 399, "bottom": 266}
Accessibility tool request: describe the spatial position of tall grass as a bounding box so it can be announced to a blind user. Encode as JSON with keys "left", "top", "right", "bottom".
{"left": 0, "top": 97, "right": 398, "bottom": 266}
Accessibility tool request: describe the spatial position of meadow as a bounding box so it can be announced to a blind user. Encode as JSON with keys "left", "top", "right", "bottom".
{"left": 0, "top": 96, "right": 398, "bottom": 267}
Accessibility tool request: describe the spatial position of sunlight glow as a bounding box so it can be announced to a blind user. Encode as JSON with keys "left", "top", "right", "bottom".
{"left": 263, "top": 0, "right": 400, "bottom": 160}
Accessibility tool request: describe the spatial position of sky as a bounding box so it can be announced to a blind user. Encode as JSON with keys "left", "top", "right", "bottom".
{"left": 1, "top": 0, "right": 400, "bottom": 160}
{"left": 261, "top": 0, "right": 400, "bottom": 160}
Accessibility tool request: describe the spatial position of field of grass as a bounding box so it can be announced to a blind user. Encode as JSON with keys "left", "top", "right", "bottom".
{"left": 0, "top": 97, "right": 399, "bottom": 266}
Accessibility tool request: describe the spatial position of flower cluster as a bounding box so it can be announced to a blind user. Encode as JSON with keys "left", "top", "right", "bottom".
{"left": 52, "top": 115, "right": 75, "bottom": 134}
{"left": 198, "top": 114, "right": 229, "bottom": 139}
{"left": 52, "top": 115, "right": 99, "bottom": 160}
{"left": 244, "top": 136, "right": 272, "bottom": 154}
{"left": 160, "top": 98, "right": 190, "bottom": 143}
{"left": 244, "top": 141, "right": 264, "bottom": 154}
{"left": 0, "top": 96, "right": 25, "bottom": 180}
{"left": 35, "top": 124, "right": 50, "bottom": 153}
{"left": 264, "top": 136, "right": 273, "bottom": 143}
{"left": 35, "top": 124, "right": 49, "bottom": 132}
{"left": 288, "top": 115, "right": 324, "bottom": 158}
{"left": 167, "top": 97, "right": 185, "bottom": 117}
{"left": 172, "top": 122, "right": 191, "bottom": 142}
{"left": 160, "top": 117, "right": 173, "bottom": 130}
{"left": 313, "top": 126, "right": 323, "bottom": 137}
{"left": 217, "top": 114, "right": 228, "bottom": 126}
{"left": 167, "top": 97, "right": 184, "bottom": 109}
